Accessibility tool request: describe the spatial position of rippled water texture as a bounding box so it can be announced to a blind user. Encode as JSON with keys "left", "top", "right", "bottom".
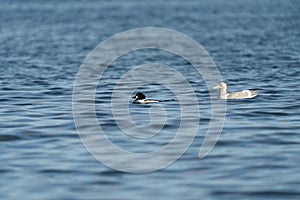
{"left": 1, "top": 0, "right": 300, "bottom": 199}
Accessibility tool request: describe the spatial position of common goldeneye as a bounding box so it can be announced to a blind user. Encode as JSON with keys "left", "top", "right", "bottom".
{"left": 132, "top": 92, "right": 160, "bottom": 104}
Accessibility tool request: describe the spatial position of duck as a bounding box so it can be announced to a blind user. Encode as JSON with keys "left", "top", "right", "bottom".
{"left": 212, "top": 82, "right": 258, "bottom": 100}
{"left": 132, "top": 92, "right": 160, "bottom": 104}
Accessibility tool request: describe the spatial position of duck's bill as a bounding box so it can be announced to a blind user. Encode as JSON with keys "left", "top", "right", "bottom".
{"left": 132, "top": 97, "right": 138, "bottom": 102}
{"left": 212, "top": 85, "right": 219, "bottom": 90}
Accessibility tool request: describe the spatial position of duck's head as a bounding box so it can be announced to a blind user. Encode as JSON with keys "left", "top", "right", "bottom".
{"left": 212, "top": 82, "right": 227, "bottom": 90}
{"left": 132, "top": 92, "right": 146, "bottom": 101}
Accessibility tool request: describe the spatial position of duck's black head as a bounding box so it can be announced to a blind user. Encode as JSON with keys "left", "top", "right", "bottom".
{"left": 132, "top": 92, "right": 146, "bottom": 100}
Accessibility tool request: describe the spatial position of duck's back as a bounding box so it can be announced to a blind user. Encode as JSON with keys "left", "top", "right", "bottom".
{"left": 227, "top": 90, "right": 257, "bottom": 99}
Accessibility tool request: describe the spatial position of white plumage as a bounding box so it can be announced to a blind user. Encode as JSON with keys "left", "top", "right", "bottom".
{"left": 212, "top": 82, "right": 258, "bottom": 100}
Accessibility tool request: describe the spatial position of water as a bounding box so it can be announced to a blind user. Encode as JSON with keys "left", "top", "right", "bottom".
{"left": 1, "top": 0, "right": 300, "bottom": 199}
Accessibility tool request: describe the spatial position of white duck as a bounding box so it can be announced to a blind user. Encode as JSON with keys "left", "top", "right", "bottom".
{"left": 212, "top": 82, "right": 258, "bottom": 100}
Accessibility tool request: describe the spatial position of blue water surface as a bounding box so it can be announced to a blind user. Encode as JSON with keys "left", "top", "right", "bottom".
{"left": 0, "top": 0, "right": 300, "bottom": 199}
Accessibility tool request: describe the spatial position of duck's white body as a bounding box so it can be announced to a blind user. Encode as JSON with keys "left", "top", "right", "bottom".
{"left": 213, "top": 82, "right": 258, "bottom": 100}
{"left": 133, "top": 99, "right": 160, "bottom": 104}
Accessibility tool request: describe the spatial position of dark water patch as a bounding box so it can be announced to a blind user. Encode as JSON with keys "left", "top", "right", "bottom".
{"left": 215, "top": 139, "right": 239, "bottom": 146}
{"left": 1, "top": 87, "right": 15, "bottom": 91}
{"left": 99, "top": 170, "right": 126, "bottom": 176}
{"left": 0, "top": 135, "right": 21, "bottom": 141}
{"left": 212, "top": 190, "right": 300, "bottom": 198}
{"left": 38, "top": 169, "right": 78, "bottom": 174}
{"left": 0, "top": 169, "right": 13, "bottom": 173}
{"left": 88, "top": 180, "right": 119, "bottom": 185}
{"left": 254, "top": 138, "right": 300, "bottom": 145}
